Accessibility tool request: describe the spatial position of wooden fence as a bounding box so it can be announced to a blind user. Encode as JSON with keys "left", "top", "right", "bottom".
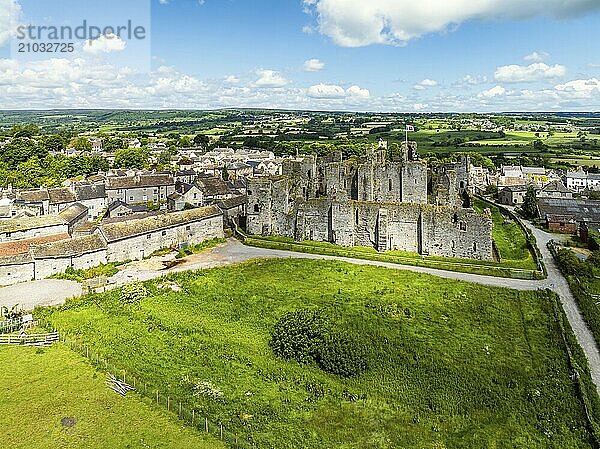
{"left": 0, "top": 318, "right": 23, "bottom": 334}
{"left": 0, "top": 332, "right": 59, "bottom": 346}
{"left": 46, "top": 328, "right": 252, "bottom": 448}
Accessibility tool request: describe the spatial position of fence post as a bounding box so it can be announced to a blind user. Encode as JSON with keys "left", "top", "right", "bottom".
{"left": 156, "top": 390, "right": 159, "bottom": 404}
{"left": 205, "top": 417, "right": 208, "bottom": 433}
{"left": 220, "top": 423, "right": 223, "bottom": 440}
{"left": 168, "top": 396, "right": 170, "bottom": 411}
{"left": 192, "top": 410, "right": 195, "bottom": 426}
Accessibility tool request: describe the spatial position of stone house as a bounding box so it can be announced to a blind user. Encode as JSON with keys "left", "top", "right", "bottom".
{"left": 0, "top": 215, "right": 69, "bottom": 243}
{"left": 48, "top": 188, "right": 77, "bottom": 215}
{"left": 17, "top": 189, "right": 50, "bottom": 215}
{"left": 537, "top": 181, "right": 573, "bottom": 200}
{"left": 196, "top": 176, "right": 234, "bottom": 204}
{"left": 106, "top": 172, "right": 175, "bottom": 205}
{"left": 99, "top": 206, "right": 224, "bottom": 262}
{"left": 168, "top": 183, "right": 204, "bottom": 211}
{"left": 218, "top": 195, "right": 247, "bottom": 225}
{"left": 29, "top": 234, "right": 108, "bottom": 280}
{"left": 498, "top": 186, "right": 528, "bottom": 206}
{"left": 71, "top": 182, "right": 107, "bottom": 219}
{"left": 104, "top": 201, "right": 149, "bottom": 219}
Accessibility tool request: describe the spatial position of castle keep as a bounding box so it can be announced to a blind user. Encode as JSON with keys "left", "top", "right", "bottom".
{"left": 246, "top": 143, "right": 493, "bottom": 261}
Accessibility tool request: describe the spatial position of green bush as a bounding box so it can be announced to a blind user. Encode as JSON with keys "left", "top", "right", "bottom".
{"left": 270, "top": 309, "right": 368, "bottom": 377}
{"left": 317, "top": 332, "right": 368, "bottom": 378}
{"left": 120, "top": 282, "right": 148, "bottom": 304}
{"left": 555, "top": 248, "right": 592, "bottom": 278}
{"left": 269, "top": 310, "right": 326, "bottom": 364}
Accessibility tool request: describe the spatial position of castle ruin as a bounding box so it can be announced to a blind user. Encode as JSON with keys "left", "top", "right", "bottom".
{"left": 246, "top": 142, "right": 494, "bottom": 261}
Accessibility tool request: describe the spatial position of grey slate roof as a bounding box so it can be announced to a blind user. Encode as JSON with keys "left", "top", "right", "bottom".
{"left": 48, "top": 188, "right": 76, "bottom": 205}
{"left": 30, "top": 234, "right": 107, "bottom": 259}
{"left": 100, "top": 206, "right": 222, "bottom": 242}
{"left": 74, "top": 183, "right": 106, "bottom": 201}
{"left": 58, "top": 203, "right": 88, "bottom": 225}
{"left": 538, "top": 198, "right": 600, "bottom": 222}
{"left": 106, "top": 174, "right": 174, "bottom": 190}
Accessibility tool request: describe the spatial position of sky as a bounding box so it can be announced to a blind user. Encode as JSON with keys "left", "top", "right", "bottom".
{"left": 0, "top": 0, "right": 600, "bottom": 112}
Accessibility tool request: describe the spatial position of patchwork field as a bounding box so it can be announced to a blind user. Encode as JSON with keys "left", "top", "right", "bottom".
{"left": 38, "top": 259, "right": 595, "bottom": 448}
{"left": 0, "top": 344, "right": 223, "bottom": 449}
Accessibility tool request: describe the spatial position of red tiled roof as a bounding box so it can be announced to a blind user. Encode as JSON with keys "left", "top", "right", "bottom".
{"left": 0, "top": 234, "right": 70, "bottom": 257}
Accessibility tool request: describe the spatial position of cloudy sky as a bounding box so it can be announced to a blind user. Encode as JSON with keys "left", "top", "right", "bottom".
{"left": 1, "top": 0, "right": 600, "bottom": 111}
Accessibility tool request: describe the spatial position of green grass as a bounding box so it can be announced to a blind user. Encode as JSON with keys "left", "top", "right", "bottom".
{"left": 49, "top": 263, "right": 121, "bottom": 283}
{"left": 40, "top": 259, "right": 593, "bottom": 448}
{"left": 473, "top": 199, "right": 538, "bottom": 270}
{"left": 0, "top": 344, "right": 224, "bottom": 449}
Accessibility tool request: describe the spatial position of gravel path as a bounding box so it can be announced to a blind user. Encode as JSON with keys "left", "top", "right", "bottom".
{"left": 0, "top": 280, "right": 82, "bottom": 311}
{"left": 522, "top": 221, "right": 600, "bottom": 394}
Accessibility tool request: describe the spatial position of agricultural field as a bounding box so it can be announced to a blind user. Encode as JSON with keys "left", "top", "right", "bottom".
{"left": 0, "top": 344, "right": 223, "bottom": 449}
{"left": 40, "top": 259, "right": 594, "bottom": 449}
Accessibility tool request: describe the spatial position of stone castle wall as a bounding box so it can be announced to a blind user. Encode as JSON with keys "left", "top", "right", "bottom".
{"left": 247, "top": 148, "right": 493, "bottom": 261}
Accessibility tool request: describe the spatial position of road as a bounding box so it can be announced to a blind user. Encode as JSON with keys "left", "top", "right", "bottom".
{"left": 522, "top": 221, "right": 600, "bottom": 393}
{"left": 0, "top": 279, "right": 82, "bottom": 311}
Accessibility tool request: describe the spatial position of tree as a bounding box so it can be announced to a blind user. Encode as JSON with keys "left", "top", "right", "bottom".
{"left": 40, "top": 134, "right": 67, "bottom": 153}
{"left": 193, "top": 134, "right": 210, "bottom": 148}
{"left": 0, "top": 137, "right": 48, "bottom": 168}
{"left": 10, "top": 124, "right": 39, "bottom": 138}
{"left": 70, "top": 136, "right": 93, "bottom": 152}
{"left": 521, "top": 185, "right": 538, "bottom": 219}
{"left": 532, "top": 139, "right": 548, "bottom": 153}
{"left": 114, "top": 147, "right": 149, "bottom": 169}
{"left": 221, "top": 166, "right": 230, "bottom": 182}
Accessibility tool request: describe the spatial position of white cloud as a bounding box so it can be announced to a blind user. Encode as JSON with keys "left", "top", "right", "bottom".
{"left": 224, "top": 75, "right": 240, "bottom": 84}
{"left": 83, "top": 34, "right": 127, "bottom": 54}
{"left": 307, "top": 83, "right": 346, "bottom": 98}
{"left": 494, "top": 63, "right": 566, "bottom": 83}
{"left": 478, "top": 85, "right": 507, "bottom": 98}
{"left": 254, "top": 69, "right": 288, "bottom": 88}
{"left": 0, "top": 0, "right": 21, "bottom": 47}
{"left": 303, "top": 0, "right": 600, "bottom": 47}
{"left": 554, "top": 78, "right": 600, "bottom": 98}
{"left": 307, "top": 83, "right": 370, "bottom": 100}
{"left": 347, "top": 85, "right": 370, "bottom": 99}
{"left": 414, "top": 78, "right": 438, "bottom": 90}
{"left": 304, "top": 58, "right": 325, "bottom": 72}
{"left": 2, "top": 56, "right": 600, "bottom": 112}
{"left": 524, "top": 51, "right": 550, "bottom": 62}
{"left": 460, "top": 74, "right": 488, "bottom": 85}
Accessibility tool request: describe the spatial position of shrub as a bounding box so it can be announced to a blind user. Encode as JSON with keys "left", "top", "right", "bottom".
{"left": 269, "top": 310, "right": 326, "bottom": 364}
{"left": 317, "top": 333, "right": 368, "bottom": 378}
{"left": 120, "top": 282, "right": 148, "bottom": 304}
{"left": 270, "top": 309, "right": 368, "bottom": 377}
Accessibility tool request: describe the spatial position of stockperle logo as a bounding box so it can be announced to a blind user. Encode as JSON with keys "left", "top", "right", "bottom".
{"left": 7, "top": 0, "right": 151, "bottom": 71}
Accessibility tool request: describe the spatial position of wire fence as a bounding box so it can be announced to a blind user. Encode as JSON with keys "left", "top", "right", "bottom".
{"left": 39, "top": 322, "right": 253, "bottom": 449}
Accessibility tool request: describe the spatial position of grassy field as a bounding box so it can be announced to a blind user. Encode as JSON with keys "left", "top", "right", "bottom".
{"left": 473, "top": 199, "right": 538, "bottom": 270}
{"left": 0, "top": 344, "right": 223, "bottom": 449}
{"left": 40, "top": 259, "right": 593, "bottom": 448}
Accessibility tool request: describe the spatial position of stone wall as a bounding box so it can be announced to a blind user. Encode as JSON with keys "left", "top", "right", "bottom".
{"left": 33, "top": 250, "right": 108, "bottom": 280}
{"left": 246, "top": 148, "right": 493, "bottom": 261}
{"left": 0, "top": 257, "right": 34, "bottom": 286}
{"left": 105, "top": 215, "right": 224, "bottom": 262}
{"left": 0, "top": 211, "right": 224, "bottom": 286}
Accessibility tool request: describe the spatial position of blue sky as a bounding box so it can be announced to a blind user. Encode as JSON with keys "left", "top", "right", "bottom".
{"left": 1, "top": 0, "right": 600, "bottom": 111}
